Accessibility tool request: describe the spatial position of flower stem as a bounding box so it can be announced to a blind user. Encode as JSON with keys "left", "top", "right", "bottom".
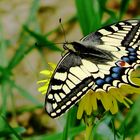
{"left": 85, "top": 115, "right": 95, "bottom": 140}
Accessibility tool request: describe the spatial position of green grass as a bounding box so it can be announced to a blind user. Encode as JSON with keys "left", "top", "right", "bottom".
{"left": 0, "top": 0, "right": 140, "bottom": 140}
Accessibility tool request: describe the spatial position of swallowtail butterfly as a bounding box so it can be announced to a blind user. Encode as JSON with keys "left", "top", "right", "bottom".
{"left": 45, "top": 19, "right": 140, "bottom": 118}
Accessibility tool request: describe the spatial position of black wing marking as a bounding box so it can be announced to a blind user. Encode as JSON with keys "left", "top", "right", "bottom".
{"left": 45, "top": 52, "right": 96, "bottom": 118}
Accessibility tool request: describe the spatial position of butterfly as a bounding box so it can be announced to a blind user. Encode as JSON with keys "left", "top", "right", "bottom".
{"left": 45, "top": 19, "right": 140, "bottom": 118}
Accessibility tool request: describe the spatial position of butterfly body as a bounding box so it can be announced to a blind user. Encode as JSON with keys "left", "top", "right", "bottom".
{"left": 70, "top": 41, "right": 115, "bottom": 61}
{"left": 45, "top": 19, "right": 140, "bottom": 118}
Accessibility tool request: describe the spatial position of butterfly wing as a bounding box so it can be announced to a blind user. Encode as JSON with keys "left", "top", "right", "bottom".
{"left": 45, "top": 19, "right": 140, "bottom": 118}
{"left": 79, "top": 19, "right": 140, "bottom": 91}
{"left": 82, "top": 19, "right": 140, "bottom": 47}
{"left": 45, "top": 52, "right": 97, "bottom": 118}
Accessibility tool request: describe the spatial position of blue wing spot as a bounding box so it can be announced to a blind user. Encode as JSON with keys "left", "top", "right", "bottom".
{"left": 129, "top": 56, "right": 136, "bottom": 61}
{"left": 130, "top": 52, "right": 136, "bottom": 56}
{"left": 111, "top": 73, "right": 120, "bottom": 79}
{"left": 122, "top": 57, "right": 130, "bottom": 63}
{"left": 128, "top": 48, "right": 136, "bottom": 52}
{"left": 96, "top": 79, "right": 105, "bottom": 86}
{"left": 112, "top": 67, "right": 122, "bottom": 73}
{"left": 105, "top": 76, "right": 113, "bottom": 83}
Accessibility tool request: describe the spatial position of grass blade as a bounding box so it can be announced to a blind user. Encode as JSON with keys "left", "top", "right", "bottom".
{"left": 0, "top": 82, "right": 8, "bottom": 116}
{"left": 0, "top": 115, "right": 23, "bottom": 140}
{"left": 62, "top": 107, "right": 82, "bottom": 140}
{"left": 62, "top": 113, "right": 69, "bottom": 140}
{"left": 0, "top": 22, "right": 8, "bottom": 67}
{"left": 8, "top": 0, "right": 40, "bottom": 70}
{"left": 25, "top": 0, "right": 40, "bottom": 25}
{"left": 75, "top": 0, "right": 101, "bottom": 35}
{"left": 23, "top": 26, "right": 61, "bottom": 52}
{"left": 118, "top": 96, "right": 140, "bottom": 137}
{"left": 98, "top": 0, "right": 107, "bottom": 19}
{"left": 7, "top": 43, "right": 32, "bottom": 70}
{"left": 119, "top": 0, "right": 131, "bottom": 20}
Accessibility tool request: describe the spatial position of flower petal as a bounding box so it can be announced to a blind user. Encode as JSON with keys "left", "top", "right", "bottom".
{"left": 99, "top": 92, "right": 111, "bottom": 111}
{"left": 84, "top": 93, "right": 92, "bottom": 115}
{"left": 40, "top": 70, "right": 52, "bottom": 76}
{"left": 38, "top": 86, "right": 47, "bottom": 92}
{"left": 48, "top": 62, "right": 57, "bottom": 70}
{"left": 120, "top": 84, "right": 140, "bottom": 94}
{"left": 77, "top": 100, "right": 85, "bottom": 119}
{"left": 90, "top": 91, "right": 98, "bottom": 111}
{"left": 110, "top": 96, "right": 118, "bottom": 114}
{"left": 109, "top": 88, "right": 124, "bottom": 103}
{"left": 37, "top": 79, "right": 48, "bottom": 84}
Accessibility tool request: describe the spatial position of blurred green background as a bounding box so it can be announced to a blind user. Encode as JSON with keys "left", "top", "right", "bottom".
{"left": 0, "top": 0, "right": 140, "bottom": 140}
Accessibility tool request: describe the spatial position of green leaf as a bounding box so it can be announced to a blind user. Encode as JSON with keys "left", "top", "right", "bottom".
{"left": 0, "top": 22, "right": 8, "bottom": 67}
{"left": 68, "top": 106, "right": 79, "bottom": 128}
{"left": 118, "top": 96, "right": 140, "bottom": 138}
{"left": 98, "top": 0, "right": 107, "bottom": 19}
{"left": 7, "top": 43, "right": 35, "bottom": 70}
{"left": 7, "top": 0, "right": 40, "bottom": 70}
{"left": 75, "top": 0, "right": 101, "bottom": 35}
{"left": 25, "top": 0, "right": 40, "bottom": 25}
{"left": 0, "top": 82, "right": 8, "bottom": 116}
{"left": 92, "top": 114, "right": 117, "bottom": 140}
{"left": 102, "top": 18, "right": 118, "bottom": 27}
{"left": 0, "top": 127, "right": 25, "bottom": 138}
{"left": 23, "top": 25, "right": 62, "bottom": 52}
{"left": 119, "top": 0, "right": 131, "bottom": 20}
{"left": 7, "top": 43, "right": 29, "bottom": 70}
{"left": 62, "top": 107, "right": 80, "bottom": 140}
{"left": 0, "top": 116, "right": 23, "bottom": 140}
{"left": 62, "top": 114, "right": 69, "bottom": 140}
{"left": 69, "top": 124, "right": 85, "bottom": 138}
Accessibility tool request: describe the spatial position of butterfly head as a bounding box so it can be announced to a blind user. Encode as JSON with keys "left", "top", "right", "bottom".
{"left": 62, "top": 41, "right": 93, "bottom": 52}
{"left": 62, "top": 41, "right": 82, "bottom": 52}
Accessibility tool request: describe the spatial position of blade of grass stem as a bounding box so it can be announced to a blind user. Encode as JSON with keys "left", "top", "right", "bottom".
{"left": 0, "top": 116, "right": 23, "bottom": 140}
{"left": 0, "top": 82, "right": 8, "bottom": 116}
{"left": 0, "top": 22, "right": 7, "bottom": 67}
{"left": 75, "top": 0, "right": 101, "bottom": 35}
{"left": 119, "top": 0, "right": 131, "bottom": 20}
{"left": 23, "top": 26, "right": 61, "bottom": 52}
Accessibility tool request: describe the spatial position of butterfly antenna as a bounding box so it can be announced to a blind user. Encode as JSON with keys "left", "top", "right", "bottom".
{"left": 59, "top": 18, "right": 68, "bottom": 46}
{"left": 35, "top": 19, "right": 68, "bottom": 50}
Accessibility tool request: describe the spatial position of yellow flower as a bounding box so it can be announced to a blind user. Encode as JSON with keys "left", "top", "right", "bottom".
{"left": 37, "top": 63, "right": 56, "bottom": 94}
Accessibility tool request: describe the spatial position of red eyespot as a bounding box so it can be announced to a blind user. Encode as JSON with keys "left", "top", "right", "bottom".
{"left": 116, "top": 60, "right": 131, "bottom": 68}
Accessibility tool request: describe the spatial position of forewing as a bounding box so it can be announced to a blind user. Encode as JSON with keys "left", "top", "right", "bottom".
{"left": 45, "top": 53, "right": 94, "bottom": 118}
